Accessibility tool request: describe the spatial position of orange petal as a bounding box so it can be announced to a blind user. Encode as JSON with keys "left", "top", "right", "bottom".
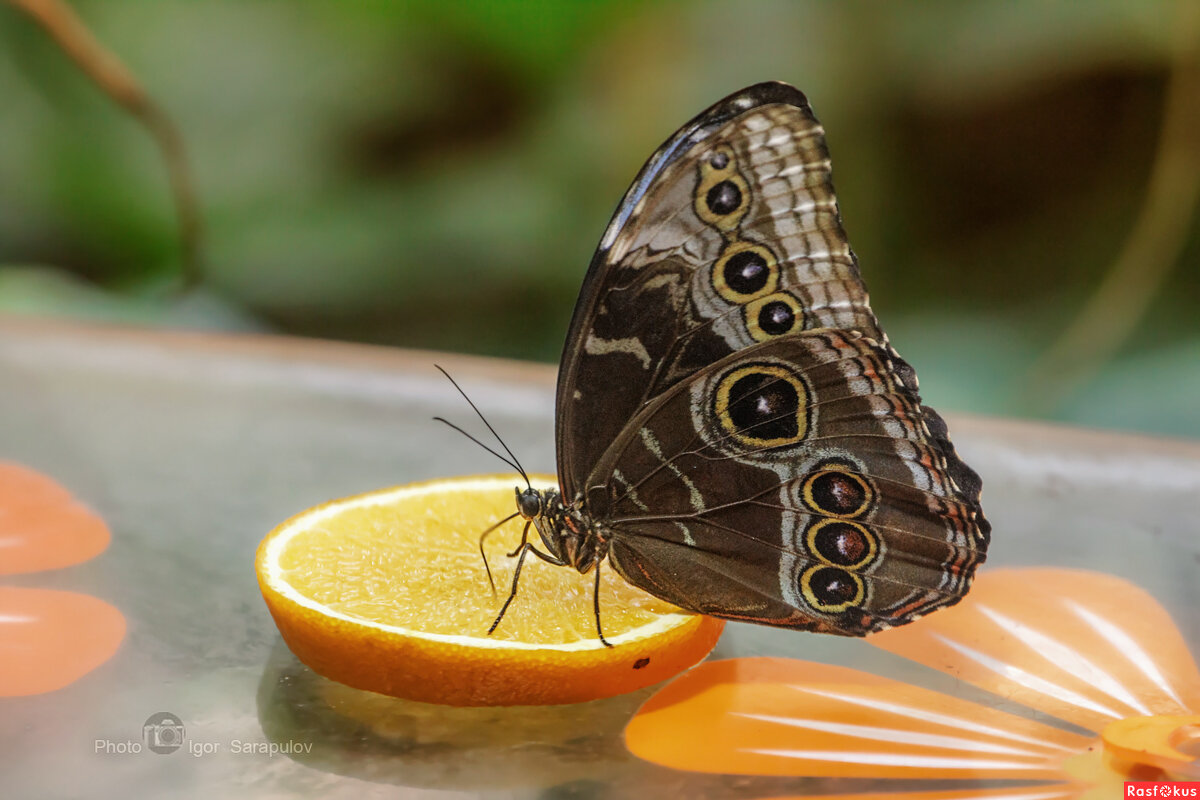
{"left": 0, "top": 462, "right": 110, "bottom": 574}
{"left": 625, "top": 657, "right": 1089, "bottom": 780}
{"left": 870, "top": 568, "right": 1200, "bottom": 733}
{"left": 1101, "top": 714, "right": 1200, "bottom": 779}
{"left": 0, "top": 586, "right": 125, "bottom": 696}
{"left": 767, "top": 788, "right": 1083, "bottom": 800}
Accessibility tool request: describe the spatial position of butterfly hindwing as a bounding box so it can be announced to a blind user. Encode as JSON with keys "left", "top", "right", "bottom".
{"left": 594, "top": 331, "right": 988, "bottom": 634}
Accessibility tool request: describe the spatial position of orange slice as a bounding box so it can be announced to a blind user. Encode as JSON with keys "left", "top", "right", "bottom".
{"left": 255, "top": 474, "right": 724, "bottom": 706}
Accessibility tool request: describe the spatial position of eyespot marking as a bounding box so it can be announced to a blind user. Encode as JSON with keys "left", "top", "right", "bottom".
{"left": 805, "top": 519, "right": 878, "bottom": 569}
{"left": 711, "top": 241, "right": 778, "bottom": 303}
{"left": 802, "top": 466, "right": 874, "bottom": 518}
{"left": 714, "top": 363, "right": 809, "bottom": 448}
{"left": 695, "top": 144, "right": 749, "bottom": 231}
{"left": 800, "top": 565, "right": 865, "bottom": 613}
{"left": 745, "top": 292, "right": 804, "bottom": 341}
{"left": 706, "top": 181, "right": 742, "bottom": 216}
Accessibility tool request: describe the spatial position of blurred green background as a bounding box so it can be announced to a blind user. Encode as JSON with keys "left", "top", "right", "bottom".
{"left": 1, "top": 0, "right": 1197, "bottom": 437}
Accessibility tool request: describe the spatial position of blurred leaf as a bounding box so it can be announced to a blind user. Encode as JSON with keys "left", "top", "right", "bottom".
{"left": 1066, "top": 339, "right": 1200, "bottom": 437}
{"left": 0, "top": 0, "right": 1195, "bottom": 439}
{"left": 0, "top": 265, "right": 260, "bottom": 330}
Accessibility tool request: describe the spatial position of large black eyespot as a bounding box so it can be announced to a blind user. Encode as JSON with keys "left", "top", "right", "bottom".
{"left": 803, "top": 468, "right": 872, "bottom": 518}
{"left": 724, "top": 250, "right": 769, "bottom": 295}
{"left": 715, "top": 364, "right": 810, "bottom": 448}
{"left": 706, "top": 180, "right": 742, "bottom": 216}
{"left": 801, "top": 565, "right": 864, "bottom": 612}
{"left": 726, "top": 373, "right": 799, "bottom": 441}
{"left": 807, "top": 520, "right": 877, "bottom": 569}
{"left": 757, "top": 300, "right": 795, "bottom": 335}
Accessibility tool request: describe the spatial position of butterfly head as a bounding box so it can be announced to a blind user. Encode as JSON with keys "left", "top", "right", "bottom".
{"left": 515, "top": 486, "right": 544, "bottom": 520}
{"left": 514, "top": 486, "right": 600, "bottom": 574}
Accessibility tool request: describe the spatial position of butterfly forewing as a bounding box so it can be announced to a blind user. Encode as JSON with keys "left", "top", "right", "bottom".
{"left": 556, "top": 83, "right": 887, "bottom": 500}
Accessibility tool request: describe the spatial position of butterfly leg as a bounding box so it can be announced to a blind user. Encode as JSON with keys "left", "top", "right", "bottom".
{"left": 505, "top": 520, "right": 532, "bottom": 558}
{"left": 476, "top": 511, "right": 521, "bottom": 596}
{"left": 592, "top": 551, "right": 612, "bottom": 648}
{"left": 487, "top": 540, "right": 567, "bottom": 636}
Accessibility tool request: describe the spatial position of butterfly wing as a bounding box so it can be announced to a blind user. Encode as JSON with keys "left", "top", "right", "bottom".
{"left": 592, "top": 331, "right": 990, "bottom": 634}
{"left": 556, "top": 82, "right": 893, "bottom": 501}
{"left": 555, "top": 81, "right": 988, "bottom": 632}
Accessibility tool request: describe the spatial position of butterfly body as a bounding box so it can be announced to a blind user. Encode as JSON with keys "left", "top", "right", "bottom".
{"left": 516, "top": 486, "right": 603, "bottom": 574}
{"left": 494, "top": 81, "right": 989, "bottom": 641}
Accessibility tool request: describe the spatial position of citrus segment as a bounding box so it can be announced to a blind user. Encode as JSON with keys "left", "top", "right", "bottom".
{"left": 256, "top": 474, "right": 723, "bottom": 705}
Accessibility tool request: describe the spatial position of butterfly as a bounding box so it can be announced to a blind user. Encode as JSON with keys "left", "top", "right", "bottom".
{"left": 449, "top": 81, "right": 990, "bottom": 646}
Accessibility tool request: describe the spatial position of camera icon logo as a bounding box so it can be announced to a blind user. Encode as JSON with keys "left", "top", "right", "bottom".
{"left": 142, "top": 712, "right": 185, "bottom": 755}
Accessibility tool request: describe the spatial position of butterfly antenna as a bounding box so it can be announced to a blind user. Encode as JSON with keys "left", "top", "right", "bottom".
{"left": 433, "top": 416, "right": 523, "bottom": 476}
{"left": 434, "top": 365, "right": 531, "bottom": 488}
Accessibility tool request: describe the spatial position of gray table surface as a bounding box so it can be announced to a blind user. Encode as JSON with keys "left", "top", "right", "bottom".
{"left": 2, "top": 318, "right": 1198, "bottom": 799}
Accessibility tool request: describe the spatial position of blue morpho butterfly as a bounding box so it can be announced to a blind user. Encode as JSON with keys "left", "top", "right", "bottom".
{"left": 439, "top": 82, "right": 989, "bottom": 647}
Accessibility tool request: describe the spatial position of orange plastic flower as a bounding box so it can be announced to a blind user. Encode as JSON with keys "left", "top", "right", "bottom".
{"left": 0, "top": 462, "right": 125, "bottom": 696}
{"left": 626, "top": 568, "right": 1200, "bottom": 798}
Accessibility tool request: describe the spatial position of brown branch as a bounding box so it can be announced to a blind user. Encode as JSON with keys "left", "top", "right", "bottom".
{"left": 1018, "top": 0, "right": 1200, "bottom": 415}
{"left": 6, "top": 0, "right": 202, "bottom": 290}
